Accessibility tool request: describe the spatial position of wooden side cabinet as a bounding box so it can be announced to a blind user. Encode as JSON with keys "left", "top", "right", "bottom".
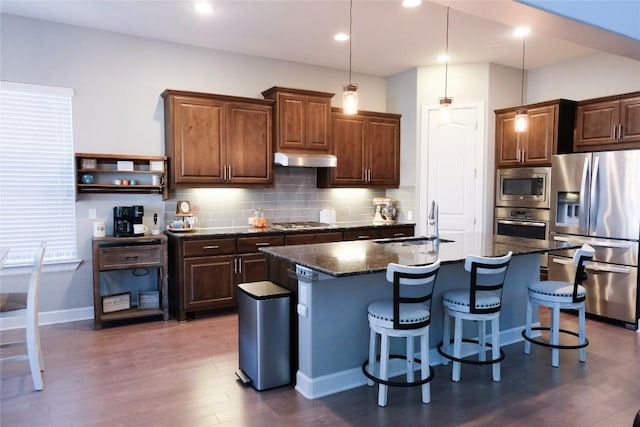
{"left": 262, "top": 86, "right": 334, "bottom": 153}
{"left": 495, "top": 99, "right": 575, "bottom": 168}
{"left": 92, "top": 235, "right": 168, "bottom": 329}
{"left": 162, "top": 89, "right": 273, "bottom": 188}
{"left": 318, "top": 109, "right": 400, "bottom": 188}
{"left": 574, "top": 92, "right": 640, "bottom": 151}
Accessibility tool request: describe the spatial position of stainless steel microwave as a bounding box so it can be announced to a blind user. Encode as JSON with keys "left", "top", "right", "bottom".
{"left": 496, "top": 167, "right": 551, "bottom": 209}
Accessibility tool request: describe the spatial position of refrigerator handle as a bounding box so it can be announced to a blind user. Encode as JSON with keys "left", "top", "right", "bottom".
{"left": 579, "top": 157, "right": 590, "bottom": 232}
{"left": 589, "top": 156, "right": 600, "bottom": 233}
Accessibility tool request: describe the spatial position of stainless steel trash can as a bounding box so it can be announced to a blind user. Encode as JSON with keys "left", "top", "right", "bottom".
{"left": 236, "top": 281, "right": 291, "bottom": 390}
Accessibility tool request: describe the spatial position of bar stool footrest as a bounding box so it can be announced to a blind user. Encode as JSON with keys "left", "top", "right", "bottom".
{"left": 522, "top": 327, "right": 589, "bottom": 350}
{"left": 362, "top": 354, "right": 435, "bottom": 387}
{"left": 437, "top": 339, "right": 505, "bottom": 365}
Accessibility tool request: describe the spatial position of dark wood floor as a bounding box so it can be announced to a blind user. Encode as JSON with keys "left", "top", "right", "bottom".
{"left": 1, "top": 310, "right": 639, "bottom": 427}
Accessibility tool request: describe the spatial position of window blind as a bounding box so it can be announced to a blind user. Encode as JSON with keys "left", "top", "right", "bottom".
{"left": 0, "top": 81, "right": 77, "bottom": 266}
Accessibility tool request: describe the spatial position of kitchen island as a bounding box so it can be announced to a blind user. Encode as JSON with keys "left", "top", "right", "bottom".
{"left": 260, "top": 233, "right": 579, "bottom": 399}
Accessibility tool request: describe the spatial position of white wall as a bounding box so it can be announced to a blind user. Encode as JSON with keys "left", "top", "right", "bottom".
{"left": 526, "top": 53, "right": 640, "bottom": 103}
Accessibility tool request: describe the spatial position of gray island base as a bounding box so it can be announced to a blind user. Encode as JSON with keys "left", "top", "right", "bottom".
{"left": 260, "top": 233, "right": 579, "bottom": 399}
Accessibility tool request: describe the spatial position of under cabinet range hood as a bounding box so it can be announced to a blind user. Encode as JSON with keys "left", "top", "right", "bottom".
{"left": 274, "top": 152, "right": 337, "bottom": 168}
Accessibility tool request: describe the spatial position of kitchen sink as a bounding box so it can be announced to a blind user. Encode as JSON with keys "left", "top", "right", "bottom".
{"left": 374, "top": 236, "right": 454, "bottom": 245}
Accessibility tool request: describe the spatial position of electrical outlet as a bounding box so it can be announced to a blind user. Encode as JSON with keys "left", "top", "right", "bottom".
{"left": 88, "top": 208, "right": 97, "bottom": 220}
{"left": 248, "top": 216, "right": 255, "bottom": 225}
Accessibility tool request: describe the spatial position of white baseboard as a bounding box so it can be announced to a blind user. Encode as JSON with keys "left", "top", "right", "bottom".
{"left": 0, "top": 306, "right": 94, "bottom": 331}
{"left": 295, "top": 322, "right": 541, "bottom": 400}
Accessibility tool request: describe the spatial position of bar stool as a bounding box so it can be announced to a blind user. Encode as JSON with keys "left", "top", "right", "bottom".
{"left": 362, "top": 260, "right": 440, "bottom": 407}
{"left": 522, "top": 244, "right": 594, "bottom": 367}
{"left": 438, "top": 251, "right": 512, "bottom": 382}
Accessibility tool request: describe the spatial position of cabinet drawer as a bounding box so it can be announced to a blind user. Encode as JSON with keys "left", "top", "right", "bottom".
{"left": 99, "top": 245, "right": 162, "bottom": 270}
{"left": 286, "top": 232, "right": 343, "bottom": 246}
{"left": 379, "top": 226, "right": 415, "bottom": 239}
{"left": 343, "top": 229, "right": 381, "bottom": 241}
{"left": 183, "top": 238, "right": 236, "bottom": 257}
{"left": 237, "top": 235, "right": 285, "bottom": 253}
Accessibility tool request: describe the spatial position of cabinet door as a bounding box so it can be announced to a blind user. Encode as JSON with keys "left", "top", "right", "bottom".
{"left": 305, "top": 96, "right": 331, "bottom": 151}
{"left": 237, "top": 253, "right": 268, "bottom": 284}
{"left": 226, "top": 102, "right": 273, "bottom": 184}
{"left": 169, "top": 96, "right": 226, "bottom": 184}
{"left": 278, "top": 93, "right": 305, "bottom": 150}
{"left": 575, "top": 100, "right": 619, "bottom": 148}
{"left": 367, "top": 117, "right": 400, "bottom": 187}
{"left": 495, "top": 112, "right": 521, "bottom": 167}
{"left": 523, "top": 105, "right": 556, "bottom": 165}
{"left": 620, "top": 96, "right": 640, "bottom": 145}
{"left": 183, "top": 255, "right": 235, "bottom": 310}
{"left": 330, "top": 114, "right": 366, "bottom": 185}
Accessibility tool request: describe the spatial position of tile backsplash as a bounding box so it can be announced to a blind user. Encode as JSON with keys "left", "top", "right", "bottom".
{"left": 162, "top": 168, "right": 414, "bottom": 228}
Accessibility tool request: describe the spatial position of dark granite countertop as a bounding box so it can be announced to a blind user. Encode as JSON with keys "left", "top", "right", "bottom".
{"left": 259, "top": 233, "right": 581, "bottom": 277}
{"left": 164, "top": 221, "right": 415, "bottom": 238}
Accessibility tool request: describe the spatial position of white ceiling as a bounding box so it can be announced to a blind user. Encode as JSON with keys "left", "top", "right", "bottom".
{"left": 1, "top": 0, "right": 638, "bottom": 77}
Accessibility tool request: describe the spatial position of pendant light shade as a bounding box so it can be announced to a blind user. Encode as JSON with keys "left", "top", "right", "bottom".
{"left": 343, "top": 0, "right": 358, "bottom": 115}
{"left": 515, "top": 32, "right": 528, "bottom": 133}
{"left": 343, "top": 83, "right": 358, "bottom": 115}
{"left": 439, "top": 7, "right": 453, "bottom": 123}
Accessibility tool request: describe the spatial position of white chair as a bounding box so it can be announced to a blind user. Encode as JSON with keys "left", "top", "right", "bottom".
{"left": 438, "top": 251, "right": 512, "bottom": 382}
{"left": 0, "top": 241, "right": 47, "bottom": 391}
{"left": 362, "top": 260, "right": 440, "bottom": 407}
{"left": 522, "top": 244, "right": 595, "bottom": 367}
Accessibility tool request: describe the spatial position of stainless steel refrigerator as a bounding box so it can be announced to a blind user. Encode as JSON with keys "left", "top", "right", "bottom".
{"left": 549, "top": 150, "right": 640, "bottom": 329}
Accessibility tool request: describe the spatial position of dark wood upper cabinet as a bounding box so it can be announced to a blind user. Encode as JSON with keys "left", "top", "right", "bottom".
{"left": 162, "top": 89, "right": 273, "bottom": 188}
{"left": 262, "top": 87, "right": 334, "bottom": 153}
{"left": 574, "top": 92, "right": 640, "bottom": 151}
{"left": 318, "top": 109, "right": 400, "bottom": 188}
{"left": 495, "top": 99, "right": 575, "bottom": 168}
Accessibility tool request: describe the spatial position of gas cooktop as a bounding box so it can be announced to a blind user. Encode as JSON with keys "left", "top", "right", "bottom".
{"left": 270, "top": 221, "right": 334, "bottom": 230}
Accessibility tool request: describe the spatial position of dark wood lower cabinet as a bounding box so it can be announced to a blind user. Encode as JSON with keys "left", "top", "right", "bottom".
{"left": 236, "top": 253, "right": 268, "bottom": 284}
{"left": 183, "top": 255, "right": 235, "bottom": 313}
{"left": 167, "top": 224, "right": 415, "bottom": 321}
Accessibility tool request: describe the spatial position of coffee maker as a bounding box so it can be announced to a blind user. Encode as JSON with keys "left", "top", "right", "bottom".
{"left": 113, "top": 205, "right": 144, "bottom": 237}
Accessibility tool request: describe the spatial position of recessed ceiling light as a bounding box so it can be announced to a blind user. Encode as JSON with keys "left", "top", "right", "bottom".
{"left": 437, "top": 54, "right": 450, "bottom": 63}
{"left": 193, "top": 1, "right": 214, "bottom": 15}
{"left": 513, "top": 27, "right": 530, "bottom": 38}
{"left": 402, "top": 0, "right": 422, "bottom": 8}
{"left": 334, "top": 32, "right": 349, "bottom": 42}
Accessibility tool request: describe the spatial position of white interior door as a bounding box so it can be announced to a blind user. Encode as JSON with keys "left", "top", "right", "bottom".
{"left": 417, "top": 103, "right": 485, "bottom": 239}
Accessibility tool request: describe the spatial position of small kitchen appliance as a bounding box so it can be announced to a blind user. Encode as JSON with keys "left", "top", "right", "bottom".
{"left": 113, "top": 205, "right": 144, "bottom": 237}
{"left": 372, "top": 197, "right": 397, "bottom": 224}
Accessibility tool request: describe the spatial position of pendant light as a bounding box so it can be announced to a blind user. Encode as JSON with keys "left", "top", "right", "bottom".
{"left": 438, "top": 7, "right": 453, "bottom": 123}
{"left": 515, "top": 30, "right": 528, "bottom": 133}
{"left": 343, "top": 0, "right": 358, "bottom": 115}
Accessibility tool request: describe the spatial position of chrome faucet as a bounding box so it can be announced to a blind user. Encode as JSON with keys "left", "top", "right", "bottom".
{"left": 428, "top": 200, "right": 439, "bottom": 239}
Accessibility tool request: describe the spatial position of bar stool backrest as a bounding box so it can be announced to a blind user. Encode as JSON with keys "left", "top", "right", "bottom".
{"left": 570, "top": 244, "right": 595, "bottom": 303}
{"left": 463, "top": 251, "right": 512, "bottom": 315}
{"left": 385, "top": 260, "right": 441, "bottom": 330}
